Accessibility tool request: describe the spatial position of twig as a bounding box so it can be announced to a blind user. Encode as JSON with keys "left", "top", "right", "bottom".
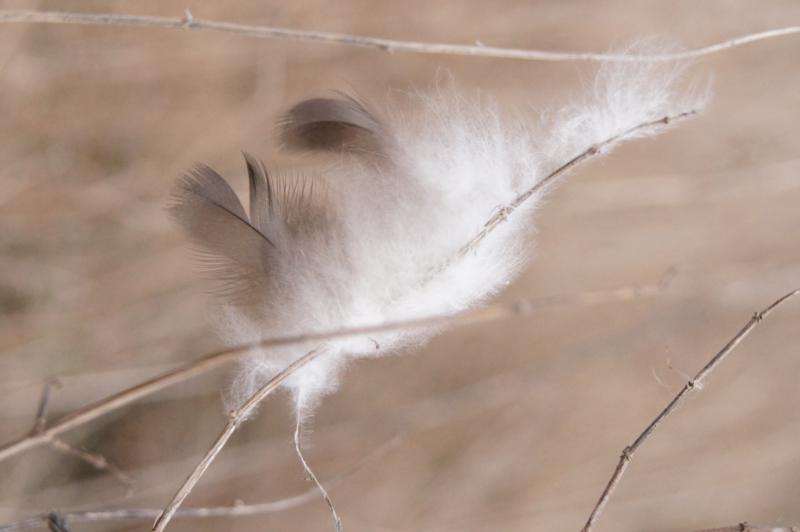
{"left": 695, "top": 525, "right": 800, "bottom": 532}
{"left": 0, "top": 300, "right": 520, "bottom": 465}
{"left": 28, "top": 381, "right": 55, "bottom": 436}
{"left": 27, "top": 382, "right": 135, "bottom": 490}
{"left": 0, "top": 437, "right": 400, "bottom": 531}
{"left": 6, "top": 354, "right": 516, "bottom": 531}
{"left": 580, "top": 288, "right": 800, "bottom": 532}
{"left": 152, "top": 347, "right": 327, "bottom": 531}
{"left": 1, "top": 499, "right": 319, "bottom": 532}
{"left": 48, "top": 439, "right": 135, "bottom": 491}
{"left": 293, "top": 419, "right": 341, "bottom": 532}
{"left": 0, "top": 10, "right": 797, "bottom": 62}
{"left": 447, "top": 114, "right": 696, "bottom": 269}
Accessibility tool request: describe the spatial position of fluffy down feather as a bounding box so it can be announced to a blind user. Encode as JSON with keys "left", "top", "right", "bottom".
{"left": 170, "top": 54, "right": 705, "bottom": 418}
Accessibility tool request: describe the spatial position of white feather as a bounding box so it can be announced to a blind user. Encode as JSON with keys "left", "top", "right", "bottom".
{"left": 171, "top": 49, "right": 707, "bottom": 419}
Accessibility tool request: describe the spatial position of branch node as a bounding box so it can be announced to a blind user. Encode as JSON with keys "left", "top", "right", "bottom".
{"left": 620, "top": 446, "right": 632, "bottom": 461}
{"left": 181, "top": 9, "right": 194, "bottom": 28}
{"left": 45, "top": 512, "right": 69, "bottom": 532}
{"left": 485, "top": 204, "right": 512, "bottom": 228}
{"left": 581, "top": 289, "right": 799, "bottom": 531}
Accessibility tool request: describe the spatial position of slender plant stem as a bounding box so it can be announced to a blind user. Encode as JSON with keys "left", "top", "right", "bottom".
{"left": 49, "top": 438, "right": 135, "bottom": 490}
{"left": 444, "top": 113, "right": 695, "bottom": 272}
{"left": 0, "top": 498, "right": 318, "bottom": 532}
{"left": 695, "top": 525, "right": 800, "bottom": 532}
{"left": 28, "top": 382, "right": 54, "bottom": 435}
{"left": 27, "top": 382, "right": 135, "bottom": 489}
{"left": 0, "top": 437, "right": 401, "bottom": 531}
{"left": 0, "top": 301, "right": 518, "bottom": 464}
{"left": 0, "top": 347, "right": 240, "bottom": 463}
{"left": 0, "top": 492, "right": 327, "bottom": 532}
{"left": 152, "top": 347, "right": 326, "bottom": 531}
{"left": 0, "top": 10, "right": 797, "bottom": 62}
{"left": 580, "top": 288, "right": 800, "bottom": 532}
{"left": 294, "top": 418, "right": 342, "bottom": 532}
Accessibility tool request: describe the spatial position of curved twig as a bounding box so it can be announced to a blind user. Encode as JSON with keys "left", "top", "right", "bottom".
{"left": 695, "top": 525, "right": 799, "bottom": 532}
{"left": 0, "top": 304, "right": 510, "bottom": 464}
{"left": 27, "top": 382, "right": 135, "bottom": 490}
{"left": 151, "top": 347, "right": 327, "bottom": 531}
{"left": 0, "top": 437, "right": 400, "bottom": 531}
{"left": 581, "top": 288, "right": 800, "bottom": 532}
{"left": 0, "top": 10, "right": 797, "bottom": 62}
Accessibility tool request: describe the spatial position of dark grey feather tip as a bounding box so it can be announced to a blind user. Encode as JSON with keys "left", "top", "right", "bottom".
{"left": 168, "top": 161, "right": 281, "bottom": 305}
{"left": 242, "top": 152, "right": 274, "bottom": 233}
{"left": 278, "top": 95, "right": 388, "bottom": 158}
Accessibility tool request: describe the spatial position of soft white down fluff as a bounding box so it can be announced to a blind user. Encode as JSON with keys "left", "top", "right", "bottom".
{"left": 170, "top": 51, "right": 705, "bottom": 421}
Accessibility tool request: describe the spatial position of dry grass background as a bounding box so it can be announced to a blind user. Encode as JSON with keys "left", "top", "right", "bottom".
{"left": 1, "top": 1, "right": 799, "bottom": 531}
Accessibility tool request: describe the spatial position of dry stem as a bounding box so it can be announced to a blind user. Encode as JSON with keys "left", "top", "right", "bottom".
{"left": 0, "top": 437, "right": 400, "bottom": 531}
{"left": 28, "top": 382, "right": 135, "bottom": 490}
{"left": 580, "top": 288, "right": 800, "bottom": 532}
{"left": 695, "top": 525, "right": 800, "bottom": 532}
{"left": 0, "top": 497, "right": 320, "bottom": 532}
{"left": 48, "top": 439, "right": 135, "bottom": 491}
{"left": 0, "top": 10, "right": 797, "bottom": 62}
{"left": 0, "top": 298, "right": 531, "bottom": 465}
{"left": 294, "top": 419, "right": 341, "bottom": 532}
{"left": 151, "top": 347, "right": 327, "bottom": 531}
{"left": 445, "top": 113, "right": 695, "bottom": 272}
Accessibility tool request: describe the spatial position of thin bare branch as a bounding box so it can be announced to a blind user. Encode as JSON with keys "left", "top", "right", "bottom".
{"left": 151, "top": 347, "right": 326, "bottom": 531}
{"left": 0, "top": 437, "right": 400, "bottom": 531}
{"left": 695, "top": 525, "right": 800, "bottom": 532}
{"left": 581, "top": 288, "right": 800, "bottom": 532}
{"left": 49, "top": 438, "right": 135, "bottom": 491}
{"left": 3, "top": 351, "right": 536, "bottom": 531}
{"left": 293, "top": 419, "right": 341, "bottom": 532}
{"left": 0, "top": 303, "right": 513, "bottom": 465}
{"left": 28, "top": 381, "right": 56, "bottom": 436}
{"left": 0, "top": 10, "right": 797, "bottom": 62}
{"left": 26, "top": 381, "right": 135, "bottom": 490}
{"left": 0, "top": 349, "right": 239, "bottom": 463}
{"left": 441, "top": 114, "right": 695, "bottom": 276}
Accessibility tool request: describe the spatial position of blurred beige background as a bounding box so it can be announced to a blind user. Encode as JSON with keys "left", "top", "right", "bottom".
{"left": 1, "top": 1, "right": 799, "bottom": 531}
